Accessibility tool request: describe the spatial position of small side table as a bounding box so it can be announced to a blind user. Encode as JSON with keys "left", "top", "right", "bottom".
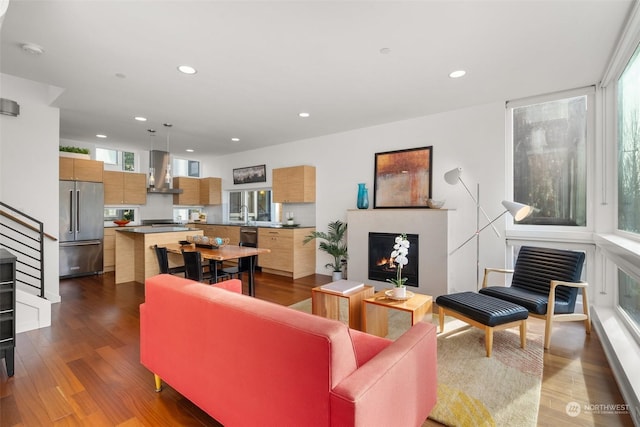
{"left": 363, "top": 290, "right": 433, "bottom": 337}
{"left": 312, "top": 285, "right": 375, "bottom": 331}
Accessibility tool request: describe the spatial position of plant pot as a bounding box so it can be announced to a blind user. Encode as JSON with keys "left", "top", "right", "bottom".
{"left": 332, "top": 271, "right": 343, "bottom": 281}
{"left": 392, "top": 286, "right": 406, "bottom": 299}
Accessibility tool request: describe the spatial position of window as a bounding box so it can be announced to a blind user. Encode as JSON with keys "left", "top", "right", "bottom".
{"left": 96, "top": 148, "right": 136, "bottom": 171}
{"left": 122, "top": 152, "right": 135, "bottom": 171}
{"left": 618, "top": 43, "right": 640, "bottom": 235}
{"left": 173, "top": 207, "right": 202, "bottom": 223}
{"left": 173, "top": 158, "right": 200, "bottom": 177}
{"left": 96, "top": 147, "right": 118, "bottom": 165}
{"left": 618, "top": 268, "right": 640, "bottom": 338}
{"left": 229, "top": 189, "right": 276, "bottom": 223}
{"left": 510, "top": 95, "right": 589, "bottom": 226}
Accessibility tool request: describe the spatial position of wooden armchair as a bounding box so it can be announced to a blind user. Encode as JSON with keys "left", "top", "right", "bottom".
{"left": 479, "top": 246, "right": 590, "bottom": 349}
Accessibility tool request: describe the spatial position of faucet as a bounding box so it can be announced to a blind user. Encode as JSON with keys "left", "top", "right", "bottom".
{"left": 240, "top": 204, "right": 249, "bottom": 224}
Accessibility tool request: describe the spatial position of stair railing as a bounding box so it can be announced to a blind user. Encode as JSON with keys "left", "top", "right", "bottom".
{"left": 0, "top": 201, "right": 55, "bottom": 298}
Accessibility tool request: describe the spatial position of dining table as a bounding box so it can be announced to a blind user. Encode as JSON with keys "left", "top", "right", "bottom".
{"left": 163, "top": 242, "right": 270, "bottom": 297}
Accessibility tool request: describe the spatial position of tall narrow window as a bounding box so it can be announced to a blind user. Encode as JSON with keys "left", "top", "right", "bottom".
{"left": 618, "top": 269, "right": 640, "bottom": 335}
{"left": 618, "top": 43, "right": 640, "bottom": 235}
{"left": 511, "top": 95, "right": 588, "bottom": 226}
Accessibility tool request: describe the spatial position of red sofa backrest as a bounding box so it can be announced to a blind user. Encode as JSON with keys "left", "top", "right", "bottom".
{"left": 140, "top": 274, "right": 359, "bottom": 426}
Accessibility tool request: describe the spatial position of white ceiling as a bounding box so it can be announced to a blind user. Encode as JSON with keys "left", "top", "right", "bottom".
{"left": 0, "top": 0, "right": 633, "bottom": 156}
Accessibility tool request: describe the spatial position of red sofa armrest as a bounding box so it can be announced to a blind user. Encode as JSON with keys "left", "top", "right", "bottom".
{"left": 330, "top": 322, "right": 437, "bottom": 426}
{"left": 348, "top": 329, "right": 392, "bottom": 367}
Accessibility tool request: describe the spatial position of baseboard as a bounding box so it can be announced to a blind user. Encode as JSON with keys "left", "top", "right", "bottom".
{"left": 16, "top": 289, "right": 52, "bottom": 333}
{"left": 592, "top": 306, "right": 640, "bottom": 425}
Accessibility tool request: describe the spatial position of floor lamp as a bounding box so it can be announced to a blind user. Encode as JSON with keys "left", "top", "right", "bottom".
{"left": 445, "top": 167, "right": 534, "bottom": 288}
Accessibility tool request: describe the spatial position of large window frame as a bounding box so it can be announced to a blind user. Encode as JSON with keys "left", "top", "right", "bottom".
{"left": 505, "top": 87, "right": 596, "bottom": 236}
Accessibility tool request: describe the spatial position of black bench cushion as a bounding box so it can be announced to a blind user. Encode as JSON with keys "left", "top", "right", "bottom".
{"left": 436, "top": 291, "right": 528, "bottom": 327}
{"left": 479, "top": 246, "right": 585, "bottom": 315}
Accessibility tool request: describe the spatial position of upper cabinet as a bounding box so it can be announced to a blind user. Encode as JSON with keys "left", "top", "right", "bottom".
{"left": 173, "top": 177, "right": 200, "bottom": 205}
{"left": 104, "top": 171, "right": 147, "bottom": 205}
{"left": 200, "top": 177, "right": 222, "bottom": 205}
{"left": 272, "top": 165, "right": 316, "bottom": 203}
{"left": 59, "top": 157, "right": 104, "bottom": 182}
{"left": 173, "top": 177, "right": 222, "bottom": 205}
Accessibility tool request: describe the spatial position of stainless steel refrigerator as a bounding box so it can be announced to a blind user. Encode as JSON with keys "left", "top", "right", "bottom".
{"left": 59, "top": 181, "right": 104, "bottom": 277}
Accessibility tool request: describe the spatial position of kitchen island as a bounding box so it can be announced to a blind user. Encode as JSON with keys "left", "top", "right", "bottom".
{"left": 115, "top": 227, "right": 203, "bottom": 284}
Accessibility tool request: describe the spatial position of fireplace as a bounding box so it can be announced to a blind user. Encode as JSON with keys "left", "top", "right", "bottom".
{"left": 368, "top": 232, "right": 419, "bottom": 287}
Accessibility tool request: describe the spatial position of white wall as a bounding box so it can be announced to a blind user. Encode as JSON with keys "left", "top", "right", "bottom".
{"left": 5, "top": 79, "right": 507, "bottom": 295}
{"left": 0, "top": 73, "right": 62, "bottom": 301}
{"left": 211, "top": 101, "right": 507, "bottom": 291}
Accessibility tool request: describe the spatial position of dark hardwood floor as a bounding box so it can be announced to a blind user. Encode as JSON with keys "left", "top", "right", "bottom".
{"left": 0, "top": 272, "right": 634, "bottom": 426}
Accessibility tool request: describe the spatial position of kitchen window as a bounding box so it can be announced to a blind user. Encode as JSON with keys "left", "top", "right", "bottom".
{"left": 229, "top": 189, "right": 277, "bottom": 223}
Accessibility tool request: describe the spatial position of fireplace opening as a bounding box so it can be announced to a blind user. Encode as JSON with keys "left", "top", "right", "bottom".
{"left": 368, "top": 232, "right": 419, "bottom": 287}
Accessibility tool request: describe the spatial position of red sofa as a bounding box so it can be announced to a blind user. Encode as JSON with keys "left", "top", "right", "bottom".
{"left": 140, "top": 274, "right": 437, "bottom": 426}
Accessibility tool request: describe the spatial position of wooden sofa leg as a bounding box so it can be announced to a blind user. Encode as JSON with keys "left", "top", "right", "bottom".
{"left": 154, "top": 374, "right": 163, "bottom": 392}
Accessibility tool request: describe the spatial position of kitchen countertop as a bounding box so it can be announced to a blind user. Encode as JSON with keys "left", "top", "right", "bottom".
{"left": 189, "top": 222, "right": 315, "bottom": 229}
{"left": 115, "top": 226, "right": 198, "bottom": 234}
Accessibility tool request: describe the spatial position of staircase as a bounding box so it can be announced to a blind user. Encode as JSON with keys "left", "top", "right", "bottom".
{"left": 0, "top": 202, "right": 53, "bottom": 332}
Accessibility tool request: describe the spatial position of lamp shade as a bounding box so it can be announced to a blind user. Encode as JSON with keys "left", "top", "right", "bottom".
{"left": 501, "top": 200, "right": 534, "bottom": 221}
{"left": 444, "top": 167, "right": 462, "bottom": 185}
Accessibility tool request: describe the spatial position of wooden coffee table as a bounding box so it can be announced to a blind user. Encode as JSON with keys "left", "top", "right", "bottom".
{"left": 363, "top": 290, "right": 433, "bottom": 337}
{"left": 311, "top": 285, "right": 375, "bottom": 331}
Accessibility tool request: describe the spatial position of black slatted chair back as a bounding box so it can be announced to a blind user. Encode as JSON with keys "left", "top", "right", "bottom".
{"left": 511, "top": 246, "right": 585, "bottom": 310}
{"left": 182, "top": 250, "right": 204, "bottom": 282}
{"left": 154, "top": 245, "right": 170, "bottom": 274}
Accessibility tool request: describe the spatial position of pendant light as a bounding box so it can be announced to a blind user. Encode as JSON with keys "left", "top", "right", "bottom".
{"left": 163, "top": 123, "right": 173, "bottom": 187}
{"left": 148, "top": 129, "right": 156, "bottom": 188}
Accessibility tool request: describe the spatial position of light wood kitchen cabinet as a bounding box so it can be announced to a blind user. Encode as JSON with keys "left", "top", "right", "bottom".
{"left": 103, "top": 227, "right": 116, "bottom": 272}
{"left": 200, "top": 177, "right": 222, "bottom": 205}
{"left": 193, "top": 224, "right": 240, "bottom": 245}
{"left": 258, "top": 227, "right": 316, "bottom": 279}
{"left": 59, "top": 157, "right": 104, "bottom": 182}
{"left": 173, "top": 177, "right": 201, "bottom": 205}
{"left": 272, "top": 166, "right": 316, "bottom": 203}
{"left": 103, "top": 171, "right": 147, "bottom": 205}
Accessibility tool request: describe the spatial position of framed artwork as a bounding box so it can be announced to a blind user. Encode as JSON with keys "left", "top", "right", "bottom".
{"left": 233, "top": 164, "right": 267, "bottom": 184}
{"left": 373, "top": 146, "right": 433, "bottom": 208}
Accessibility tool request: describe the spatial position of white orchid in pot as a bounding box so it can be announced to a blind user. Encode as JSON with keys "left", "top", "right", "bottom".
{"left": 387, "top": 233, "right": 410, "bottom": 298}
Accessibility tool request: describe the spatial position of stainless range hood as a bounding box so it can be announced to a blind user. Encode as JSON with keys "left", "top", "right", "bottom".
{"left": 148, "top": 150, "right": 183, "bottom": 194}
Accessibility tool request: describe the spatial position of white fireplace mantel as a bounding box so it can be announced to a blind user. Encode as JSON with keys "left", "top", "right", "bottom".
{"left": 346, "top": 208, "right": 454, "bottom": 298}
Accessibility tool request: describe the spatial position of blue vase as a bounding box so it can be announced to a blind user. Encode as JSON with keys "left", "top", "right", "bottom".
{"left": 357, "top": 183, "right": 369, "bottom": 209}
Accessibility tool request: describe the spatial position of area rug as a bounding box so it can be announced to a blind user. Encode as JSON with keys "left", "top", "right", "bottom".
{"left": 288, "top": 298, "right": 543, "bottom": 427}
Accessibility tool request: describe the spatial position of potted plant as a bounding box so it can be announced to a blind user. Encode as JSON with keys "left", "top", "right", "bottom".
{"left": 387, "top": 234, "right": 410, "bottom": 298}
{"left": 303, "top": 220, "right": 348, "bottom": 281}
{"left": 59, "top": 145, "right": 90, "bottom": 159}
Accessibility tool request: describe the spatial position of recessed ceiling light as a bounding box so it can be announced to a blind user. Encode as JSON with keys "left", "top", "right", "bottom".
{"left": 449, "top": 70, "right": 466, "bottom": 79}
{"left": 20, "top": 42, "right": 44, "bottom": 55}
{"left": 96, "top": 134, "right": 107, "bottom": 138}
{"left": 186, "top": 149, "right": 194, "bottom": 153}
{"left": 231, "top": 137, "right": 240, "bottom": 142}
{"left": 298, "top": 112, "right": 310, "bottom": 118}
{"left": 134, "top": 116, "right": 147, "bottom": 122}
{"left": 177, "top": 65, "right": 197, "bottom": 75}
